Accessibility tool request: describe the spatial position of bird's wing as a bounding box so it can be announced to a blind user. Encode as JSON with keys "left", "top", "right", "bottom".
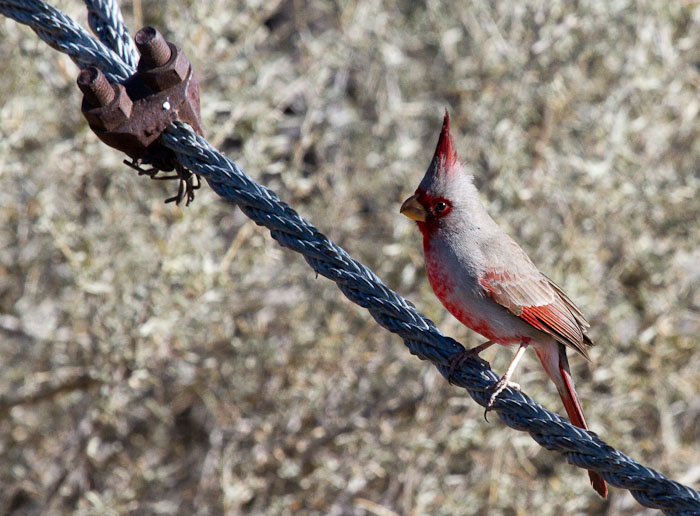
{"left": 480, "top": 240, "right": 593, "bottom": 359}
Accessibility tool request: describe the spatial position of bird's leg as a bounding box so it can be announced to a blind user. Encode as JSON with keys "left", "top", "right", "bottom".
{"left": 447, "top": 340, "right": 493, "bottom": 383}
{"left": 484, "top": 342, "right": 527, "bottom": 418}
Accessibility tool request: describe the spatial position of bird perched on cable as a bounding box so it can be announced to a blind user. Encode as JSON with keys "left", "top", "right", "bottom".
{"left": 400, "top": 110, "right": 607, "bottom": 498}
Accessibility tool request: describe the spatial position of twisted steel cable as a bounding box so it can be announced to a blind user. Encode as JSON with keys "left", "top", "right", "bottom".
{"left": 83, "top": 0, "right": 138, "bottom": 68}
{"left": 0, "top": 0, "right": 130, "bottom": 82}
{"left": 1, "top": 1, "right": 699, "bottom": 514}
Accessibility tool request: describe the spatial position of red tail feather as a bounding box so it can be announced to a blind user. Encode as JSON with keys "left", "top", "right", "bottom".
{"left": 535, "top": 345, "right": 608, "bottom": 498}
{"left": 558, "top": 360, "right": 608, "bottom": 498}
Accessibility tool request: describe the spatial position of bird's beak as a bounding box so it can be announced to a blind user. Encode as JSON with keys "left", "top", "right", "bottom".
{"left": 400, "top": 194, "right": 428, "bottom": 222}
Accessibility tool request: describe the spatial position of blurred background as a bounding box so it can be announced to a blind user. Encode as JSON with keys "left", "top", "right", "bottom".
{"left": 1, "top": 1, "right": 699, "bottom": 514}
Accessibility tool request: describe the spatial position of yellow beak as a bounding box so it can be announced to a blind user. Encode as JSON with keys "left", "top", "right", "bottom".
{"left": 400, "top": 194, "right": 428, "bottom": 222}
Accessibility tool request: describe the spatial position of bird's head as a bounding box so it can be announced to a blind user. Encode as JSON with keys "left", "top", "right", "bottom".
{"left": 400, "top": 110, "right": 475, "bottom": 234}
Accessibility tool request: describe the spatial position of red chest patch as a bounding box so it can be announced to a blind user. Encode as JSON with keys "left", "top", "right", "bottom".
{"left": 424, "top": 245, "right": 523, "bottom": 346}
{"left": 425, "top": 256, "right": 495, "bottom": 338}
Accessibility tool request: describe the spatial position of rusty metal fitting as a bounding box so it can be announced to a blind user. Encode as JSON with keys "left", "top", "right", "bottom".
{"left": 79, "top": 67, "right": 133, "bottom": 131}
{"left": 77, "top": 27, "right": 203, "bottom": 154}
{"left": 135, "top": 26, "right": 190, "bottom": 92}
{"left": 77, "top": 27, "right": 204, "bottom": 205}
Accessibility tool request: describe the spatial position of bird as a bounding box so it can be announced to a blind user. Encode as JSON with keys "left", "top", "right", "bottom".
{"left": 400, "top": 110, "right": 607, "bottom": 498}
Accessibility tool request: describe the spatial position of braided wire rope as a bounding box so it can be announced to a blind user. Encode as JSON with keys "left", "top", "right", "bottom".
{"left": 0, "top": 0, "right": 130, "bottom": 82}
{"left": 1, "top": 1, "right": 699, "bottom": 514}
{"left": 82, "top": 0, "right": 138, "bottom": 68}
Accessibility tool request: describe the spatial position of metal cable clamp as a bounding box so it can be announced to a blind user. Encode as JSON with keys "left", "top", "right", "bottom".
{"left": 77, "top": 26, "right": 204, "bottom": 205}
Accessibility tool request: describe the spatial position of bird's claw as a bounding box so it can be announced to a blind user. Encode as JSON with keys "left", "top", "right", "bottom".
{"left": 483, "top": 378, "right": 520, "bottom": 421}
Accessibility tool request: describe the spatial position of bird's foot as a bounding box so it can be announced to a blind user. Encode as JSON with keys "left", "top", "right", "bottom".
{"left": 483, "top": 377, "right": 520, "bottom": 421}
{"left": 447, "top": 341, "right": 493, "bottom": 384}
{"left": 482, "top": 343, "right": 528, "bottom": 421}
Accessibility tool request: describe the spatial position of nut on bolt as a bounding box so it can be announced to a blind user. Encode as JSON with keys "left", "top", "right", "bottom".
{"left": 135, "top": 26, "right": 191, "bottom": 91}
{"left": 78, "top": 67, "right": 133, "bottom": 132}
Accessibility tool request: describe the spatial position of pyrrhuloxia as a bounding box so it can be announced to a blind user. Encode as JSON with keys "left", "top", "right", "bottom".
{"left": 400, "top": 110, "right": 607, "bottom": 498}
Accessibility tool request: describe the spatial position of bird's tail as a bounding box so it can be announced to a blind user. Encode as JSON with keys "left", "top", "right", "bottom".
{"left": 535, "top": 343, "right": 608, "bottom": 498}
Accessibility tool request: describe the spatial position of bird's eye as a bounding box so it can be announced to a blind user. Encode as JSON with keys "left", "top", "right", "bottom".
{"left": 435, "top": 201, "right": 448, "bottom": 214}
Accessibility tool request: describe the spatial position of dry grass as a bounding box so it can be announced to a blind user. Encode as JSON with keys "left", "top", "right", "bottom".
{"left": 1, "top": 1, "right": 699, "bottom": 515}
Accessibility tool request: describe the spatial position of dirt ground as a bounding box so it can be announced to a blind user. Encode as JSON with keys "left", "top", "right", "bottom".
{"left": 1, "top": 1, "right": 699, "bottom": 515}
